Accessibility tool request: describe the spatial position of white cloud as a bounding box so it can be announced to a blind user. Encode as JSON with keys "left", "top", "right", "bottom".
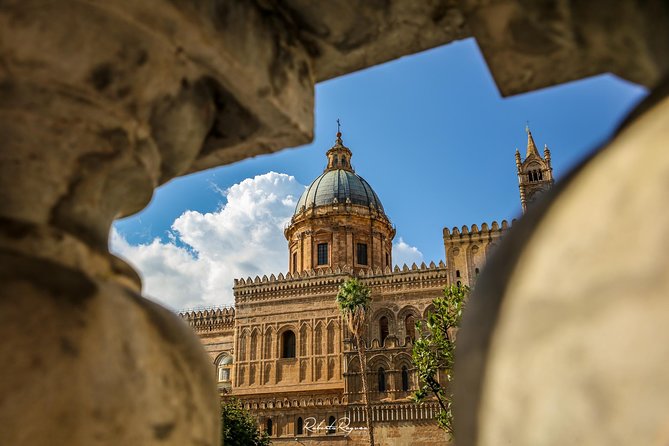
{"left": 110, "top": 172, "right": 305, "bottom": 310}
{"left": 392, "top": 237, "right": 424, "bottom": 267}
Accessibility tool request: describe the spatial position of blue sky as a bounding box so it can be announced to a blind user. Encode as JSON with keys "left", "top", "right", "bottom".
{"left": 111, "top": 38, "right": 647, "bottom": 309}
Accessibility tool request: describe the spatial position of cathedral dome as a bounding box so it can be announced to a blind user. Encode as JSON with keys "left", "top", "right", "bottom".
{"left": 285, "top": 127, "right": 395, "bottom": 274}
{"left": 294, "top": 169, "right": 384, "bottom": 213}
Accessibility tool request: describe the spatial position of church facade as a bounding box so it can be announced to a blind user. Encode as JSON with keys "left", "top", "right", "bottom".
{"left": 180, "top": 129, "right": 553, "bottom": 444}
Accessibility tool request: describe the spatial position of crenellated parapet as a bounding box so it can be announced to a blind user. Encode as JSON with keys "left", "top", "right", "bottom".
{"left": 179, "top": 307, "right": 235, "bottom": 333}
{"left": 443, "top": 219, "right": 513, "bottom": 241}
{"left": 443, "top": 220, "right": 514, "bottom": 287}
{"left": 233, "top": 261, "right": 449, "bottom": 304}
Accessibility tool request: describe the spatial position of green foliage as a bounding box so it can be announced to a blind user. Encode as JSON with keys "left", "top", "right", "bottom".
{"left": 336, "top": 277, "right": 371, "bottom": 336}
{"left": 411, "top": 284, "right": 469, "bottom": 437}
{"left": 221, "top": 398, "right": 271, "bottom": 446}
{"left": 336, "top": 277, "right": 376, "bottom": 446}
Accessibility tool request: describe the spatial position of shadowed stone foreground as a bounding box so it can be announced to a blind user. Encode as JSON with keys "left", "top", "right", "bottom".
{"left": 0, "top": 1, "right": 668, "bottom": 445}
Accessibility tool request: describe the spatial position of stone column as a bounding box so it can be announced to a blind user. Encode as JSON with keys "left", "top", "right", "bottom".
{"left": 0, "top": 1, "right": 313, "bottom": 445}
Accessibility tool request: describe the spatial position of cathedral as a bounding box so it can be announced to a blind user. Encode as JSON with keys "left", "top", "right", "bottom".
{"left": 180, "top": 128, "right": 554, "bottom": 445}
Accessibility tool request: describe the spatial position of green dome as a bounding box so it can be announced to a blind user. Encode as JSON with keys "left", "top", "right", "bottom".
{"left": 295, "top": 169, "right": 385, "bottom": 213}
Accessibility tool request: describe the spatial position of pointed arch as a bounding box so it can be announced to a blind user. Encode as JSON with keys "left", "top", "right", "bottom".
{"left": 371, "top": 308, "right": 396, "bottom": 346}
{"left": 299, "top": 323, "right": 309, "bottom": 357}
{"left": 250, "top": 329, "right": 259, "bottom": 360}
{"left": 314, "top": 322, "right": 323, "bottom": 355}
{"left": 238, "top": 330, "right": 248, "bottom": 361}
{"left": 326, "top": 320, "right": 335, "bottom": 354}
{"left": 264, "top": 327, "right": 274, "bottom": 359}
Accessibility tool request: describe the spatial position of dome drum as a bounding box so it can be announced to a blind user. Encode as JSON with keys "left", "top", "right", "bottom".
{"left": 285, "top": 131, "right": 395, "bottom": 275}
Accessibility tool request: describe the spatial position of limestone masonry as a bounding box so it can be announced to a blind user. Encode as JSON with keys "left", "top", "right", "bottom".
{"left": 180, "top": 129, "right": 553, "bottom": 445}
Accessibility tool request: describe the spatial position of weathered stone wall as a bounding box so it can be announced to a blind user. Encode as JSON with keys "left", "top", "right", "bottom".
{"left": 443, "top": 221, "right": 509, "bottom": 288}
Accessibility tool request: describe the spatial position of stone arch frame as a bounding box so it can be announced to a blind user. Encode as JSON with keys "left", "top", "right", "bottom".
{"left": 213, "top": 351, "right": 232, "bottom": 366}
{"left": 238, "top": 328, "right": 251, "bottom": 362}
{"left": 394, "top": 352, "right": 415, "bottom": 392}
{"left": 367, "top": 353, "right": 391, "bottom": 371}
{"left": 250, "top": 327, "right": 260, "bottom": 361}
{"left": 299, "top": 322, "right": 310, "bottom": 357}
{"left": 368, "top": 354, "right": 391, "bottom": 393}
{"left": 214, "top": 352, "right": 233, "bottom": 383}
{"left": 397, "top": 305, "right": 420, "bottom": 342}
{"left": 467, "top": 242, "right": 486, "bottom": 281}
{"left": 326, "top": 319, "right": 337, "bottom": 354}
{"left": 346, "top": 356, "right": 362, "bottom": 396}
{"left": 276, "top": 324, "right": 299, "bottom": 359}
{"left": 264, "top": 326, "right": 274, "bottom": 359}
{"left": 314, "top": 321, "right": 324, "bottom": 355}
{"left": 423, "top": 303, "right": 436, "bottom": 321}
{"left": 370, "top": 307, "right": 396, "bottom": 346}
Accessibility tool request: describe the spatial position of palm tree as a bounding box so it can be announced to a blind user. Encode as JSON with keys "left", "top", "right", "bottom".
{"left": 336, "top": 278, "right": 375, "bottom": 446}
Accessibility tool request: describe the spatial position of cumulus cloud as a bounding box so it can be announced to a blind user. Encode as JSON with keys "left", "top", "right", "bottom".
{"left": 392, "top": 237, "right": 424, "bottom": 267}
{"left": 110, "top": 172, "right": 305, "bottom": 310}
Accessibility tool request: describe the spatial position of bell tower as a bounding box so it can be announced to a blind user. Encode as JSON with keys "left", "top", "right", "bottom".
{"left": 516, "top": 126, "right": 555, "bottom": 213}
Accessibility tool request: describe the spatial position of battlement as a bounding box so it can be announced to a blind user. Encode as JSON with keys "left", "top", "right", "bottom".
{"left": 179, "top": 306, "right": 235, "bottom": 332}
{"left": 443, "top": 219, "right": 515, "bottom": 240}
{"left": 233, "top": 261, "right": 449, "bottom": 304}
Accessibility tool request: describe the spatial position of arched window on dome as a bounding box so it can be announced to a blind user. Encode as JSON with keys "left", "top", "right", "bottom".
{"left": 317, "top": 243, "right": 328, "bottom": 266}
{"left": 296, "top": 417, "right": 304, "bottom": 435}
{"left": 356, "top": 243, "right": 368, "bottom": 265}
{"left": 379, "top": 316, "right": 389, "bottom": 346}
{"left": 266, "top": 419, "right": 273, "bottom": 436}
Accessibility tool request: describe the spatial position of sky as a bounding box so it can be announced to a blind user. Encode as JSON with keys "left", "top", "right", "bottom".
{"left": 110, "top": 38, "right": 647, "bottom": 311}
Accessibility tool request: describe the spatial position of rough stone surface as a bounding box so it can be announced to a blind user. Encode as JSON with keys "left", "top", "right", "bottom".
{"left": 461, "top": 0, "right": 669, "bottom": 95}
{"left": 454, "top": 84, "right": 669, "bottom": 445}
{"left": 2, "top": 1, "right": 669, "bottom": 445}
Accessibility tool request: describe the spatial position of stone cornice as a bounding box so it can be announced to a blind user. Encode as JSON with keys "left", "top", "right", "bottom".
{"left": 234, "top": 262, "right": 449, "bottom": 304}
{"left": 179, "top": 307, "right": 235, "bottom": 333}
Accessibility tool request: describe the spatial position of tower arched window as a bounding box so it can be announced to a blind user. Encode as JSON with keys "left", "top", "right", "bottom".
{"left": 401, "top": 366, "right": 409, "bottom": 391}
{"left": 405, "top": 314, "right": 416, "bottom": 341}
{"left": 281, "top": 330, "right": 296, "bottom": 358}
{"left": 296, "top": 417, "right": 303, "bottom": 435}
{"left": 379, "top": 316, "right": 389, "bottom": 346}
{"left": 378, "top": 367, "right": 386, "bottom": 392}
{"left": 217, "top": 355, "right": 233, "bottom": 382}
{"left": 327, "top": 416, "right": 336, "bottom": 434}
{"left": 455, "top": 270, "right": 461, "bottom": 278}
{"left": 475, "top": 267, "right": 480, "bottom": 275}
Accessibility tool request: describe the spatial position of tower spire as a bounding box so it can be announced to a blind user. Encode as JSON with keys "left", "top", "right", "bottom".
{"left": 517, "top": 125, "right": 555, "bottom": 213}
{"left": 525, "top": 124, "right": 540, "bottom": 157}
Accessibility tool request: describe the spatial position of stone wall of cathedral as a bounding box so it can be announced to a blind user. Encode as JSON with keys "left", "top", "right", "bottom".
{"left": 182, "top": 263, "right": 454, "bottom": 444}
{"left": 443, "top": 220, "right": 511, "bottom": 288}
